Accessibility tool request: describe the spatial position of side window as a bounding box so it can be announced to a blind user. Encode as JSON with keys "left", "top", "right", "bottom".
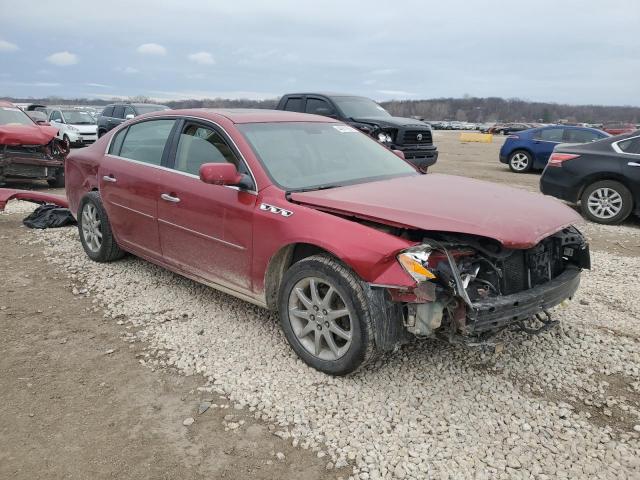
{"left": 124, "top": 106, "right": 135, "bottom": 118}
{"left": 283, "top": 97, "right": 302, "bottom": 112}
{"left": 617, "top": 137, "right": 640, "bottom": 154}
{"left": 102, "top": 106, "right": 114, "bottom": 117}
{"left": 112, "top": 105, "right": 125, "bottom": 119}
{"left": 564, "top": 129, "right": 598, "bottom": 143}
{"left": 537, "top": 128, "right": 564, "bottom": 142}
{"left": 173, "top": 123, "right": 240, "bottom": 176}
{"left": 118, "top": 119, "right": 175, "bottom": 165}
{"left": 305, "top": 98, "right": 336, "bottom": 117}
{"left": 108, "top": 127, "right": 127, "bottom": 155}
{"left": 50, "top": 110, "right": 63, "bottom": 122}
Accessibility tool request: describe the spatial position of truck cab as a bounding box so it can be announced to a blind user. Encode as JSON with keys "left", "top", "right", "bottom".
{"left": 277, "top": 93, "right": 438, "bottom": 171}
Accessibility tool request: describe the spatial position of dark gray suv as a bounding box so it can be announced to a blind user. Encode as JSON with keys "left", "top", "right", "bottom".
{"left": 97, "top": 103, "right": 169, "bottom": 137}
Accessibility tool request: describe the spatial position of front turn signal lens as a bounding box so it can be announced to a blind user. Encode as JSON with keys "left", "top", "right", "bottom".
{"left": 397, "top": 252, "right": 437, "bottom": 282}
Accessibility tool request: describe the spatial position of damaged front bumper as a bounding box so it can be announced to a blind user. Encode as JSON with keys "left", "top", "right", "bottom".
{"left": 466, "top": 266, "right": 580, "bottom": 334}
{"left": 0, "top": 143, "right": 65, "bottom": 181}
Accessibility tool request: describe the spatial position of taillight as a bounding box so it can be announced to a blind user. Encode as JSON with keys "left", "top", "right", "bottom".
{"left": 507, "top": 135, "right": 520, "bottom": 139}
{"left": 548, "top": 153, "right": 580, "bottom": 167}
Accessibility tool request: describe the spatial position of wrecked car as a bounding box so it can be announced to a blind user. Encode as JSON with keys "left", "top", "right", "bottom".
{"left": 0, "top": 101, "right": 69, "bottom": 187}
{"left": 65, "top": 109, "right": 590, "bottom": 375}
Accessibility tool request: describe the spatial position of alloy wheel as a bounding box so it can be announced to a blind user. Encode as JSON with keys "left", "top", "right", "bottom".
{"left": 510, "top": 152, "right": 529, "bottom": 171}
{"left": 81, "top": 203, "right": 103, "bottom": 253}
{"left": 587, "top": 187, "right": 623, "bottom": 220}
{"left": 288, "top": 277, "right": 353, "bottom": 361}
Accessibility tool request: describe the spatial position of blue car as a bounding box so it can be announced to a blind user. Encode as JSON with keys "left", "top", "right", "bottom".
{"left": 499, "top": 125, "right": 610, "bottom": 173}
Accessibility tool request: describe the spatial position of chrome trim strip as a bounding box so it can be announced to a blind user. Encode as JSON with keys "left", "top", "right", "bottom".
{"left": 103, "top": 114, "right": 260, "bottom": 193}
{"left": 158, "top": 218, "right": 245, "bottom": 250}
{"left": 110, "top": 200, "right": 154, "bottom": 219}
{"left": 612, "top": 135, "right": 640, "bottom": 156}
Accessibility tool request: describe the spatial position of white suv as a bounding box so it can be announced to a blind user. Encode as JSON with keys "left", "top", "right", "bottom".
{"left": 48, "top": 109, "right": 98, "bottom": 146}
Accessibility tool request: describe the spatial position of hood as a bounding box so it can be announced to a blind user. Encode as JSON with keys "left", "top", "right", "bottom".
{"left": 0, "top": 124, "right": 59, "bottom": 146}
{"left": 352, "top": 116, "right": 430, "bottom": 129}
{"left": 290, "top": 174, "right": 582, "bottom": 249}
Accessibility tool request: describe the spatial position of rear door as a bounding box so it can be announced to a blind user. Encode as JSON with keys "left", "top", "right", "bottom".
{"left": 110, "top": 105, "right": 125, "bottom": 130}
{"left": 533, "top": 127, "right": 564, "bottom": 166}
{"left": 99, "top": 118, "right": 176, "bottom": 258}
{"left": 155, "top": 119, "right": 256, "bottom": 291}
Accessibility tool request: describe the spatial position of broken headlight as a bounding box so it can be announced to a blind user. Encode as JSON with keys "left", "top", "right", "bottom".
{"left": 397, "top": 247, "right": 437, "bottom": 282}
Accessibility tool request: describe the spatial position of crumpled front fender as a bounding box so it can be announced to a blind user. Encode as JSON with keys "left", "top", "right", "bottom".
{"left": 0, "top": 188, "right": 68, "bottom": 211}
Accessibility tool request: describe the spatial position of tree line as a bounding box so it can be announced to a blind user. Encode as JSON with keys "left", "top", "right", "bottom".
{"left": 5, "top": 95, "right": 639, "bottom": 124}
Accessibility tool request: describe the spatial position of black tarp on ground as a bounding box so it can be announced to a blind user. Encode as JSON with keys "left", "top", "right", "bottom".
{"left": 23, "top": 204, "right": 76, "bottom": 229}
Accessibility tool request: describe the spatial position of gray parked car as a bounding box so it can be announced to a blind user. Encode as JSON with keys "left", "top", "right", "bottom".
{"left": 97, "top": 103, "right": 169, "bottom": 137}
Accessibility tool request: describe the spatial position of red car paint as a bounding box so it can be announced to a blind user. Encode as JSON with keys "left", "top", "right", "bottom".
{"left": 291, "top": 173, "right": 582, "bottom": 249}
{"left": 65, "top": 109, "right": 581, "bottom": 307}
{"left": 0, "top": 188, "right": 69, "bottom": 211}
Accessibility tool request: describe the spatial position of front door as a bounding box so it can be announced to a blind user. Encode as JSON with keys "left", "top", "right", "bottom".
{"left": 156, "top": 121, "right": 256, "bottom": 291}
{"left": 99, "top": 118, "right": 176, "bottom": 258}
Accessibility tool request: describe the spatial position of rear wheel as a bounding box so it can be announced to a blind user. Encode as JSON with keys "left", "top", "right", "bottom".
{"left": 278, "top": 255, "right": 377, "bottom": 375}
{"left": 508, "top": 150, "right": 532, "bottom": 172}
{"left": 98, "top": 129, "right": 106, "bottom": 138}
{"left": 580, "top": 180, "right": 633, "bottom": 224}
{"left": 78, "top": 191, "right": 125, "bottom": 262}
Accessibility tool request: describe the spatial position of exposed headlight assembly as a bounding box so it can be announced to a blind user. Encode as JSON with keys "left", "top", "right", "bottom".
{"left": 377, "top": 132, "right": 393, "bottom": 143}
{"left": 397, "top": 247, "right": 437, "bottom": 282}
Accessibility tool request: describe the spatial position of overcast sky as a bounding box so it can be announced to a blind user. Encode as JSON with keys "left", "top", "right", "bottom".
{"left": 1, "top": 0, "right": 638, "bottom": 105}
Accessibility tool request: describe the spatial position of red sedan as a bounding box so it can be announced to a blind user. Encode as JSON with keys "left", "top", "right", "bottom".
{"left": 66, "top": 109, "right": 590, "bottom": 375}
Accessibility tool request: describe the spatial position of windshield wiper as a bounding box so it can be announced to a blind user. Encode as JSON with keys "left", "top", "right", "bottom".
{"left": 285, "top": 184, "right": 342, "bottom": 198}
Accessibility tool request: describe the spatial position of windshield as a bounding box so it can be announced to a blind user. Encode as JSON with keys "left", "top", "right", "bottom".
{"left": 332, "top": 96, "right": 391, "bottom": 119}
{"left": 0, "top": 106, "right": 35, "bottom": 126}
{"left": 62, "top": 110, "right": 96, "bottom": 125}
{"left": 136, "top": 105, "right": 169, "bottom": 114}
{"left": 238, "top": 122, "right": 416, "bottom": 190}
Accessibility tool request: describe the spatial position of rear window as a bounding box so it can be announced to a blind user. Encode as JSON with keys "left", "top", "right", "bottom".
{"left": 617, "top": 137, "right": 640, "bottom": 154}
{"left": 118, "top": 119, "right": 175, "bottom": 165}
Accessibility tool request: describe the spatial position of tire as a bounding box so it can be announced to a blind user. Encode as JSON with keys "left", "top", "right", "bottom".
{"left": 47, "top": 168, "right": 65, "bottom": 188}
{"left": 278, "top": 255, "right": 377, "bottom": 376}
{"left": 62, "top": 134, "right": 71, "bottom": 148}
{"left": 77, "top": 191, "right": 125, "bottom": 262}
{"left": 508, "top": 150, "right": 532, "bottom": 173}
{"left": 499, "top": 129, "right": 506, "bottom": 135}
{"left": 580, "top": 180, "right": 633, "bottom": 225}
{"left": 98, "top": 129, "right": 106, "bottom": 138}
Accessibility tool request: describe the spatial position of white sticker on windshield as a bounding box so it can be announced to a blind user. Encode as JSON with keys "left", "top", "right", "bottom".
{"left": 333, "top": 125, "right": 357, "bottom": 133}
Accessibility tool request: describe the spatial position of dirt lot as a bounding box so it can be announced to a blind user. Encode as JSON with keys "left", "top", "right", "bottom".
{"left": 1, "top": 133, "right": 639, "bottom": 479}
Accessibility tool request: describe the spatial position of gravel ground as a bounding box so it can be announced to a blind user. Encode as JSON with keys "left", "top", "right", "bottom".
{"left": 21, "top": 223, "right": 640, "bottom": 480}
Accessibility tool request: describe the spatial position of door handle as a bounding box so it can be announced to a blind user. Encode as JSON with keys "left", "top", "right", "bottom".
{"left": 102, "top": 175, "right": 117, "bottom": 183}
{"left": 628, "top": 162, "right": 640, "bottom": 167}
{"left": 161, "top": 193, "right": 180, "bottom": 203}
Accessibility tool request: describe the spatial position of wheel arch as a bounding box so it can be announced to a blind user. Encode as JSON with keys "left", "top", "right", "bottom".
{"left": 577, "top": 172, "right": 635, "bottom": 208}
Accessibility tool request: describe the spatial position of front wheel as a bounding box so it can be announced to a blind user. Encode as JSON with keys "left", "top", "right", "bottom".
{"left": 78, "top": 191, "right": 126, "bottom": 262}
{"left": 508, "top": 150, "right": 532, "bottom": 172}
{"left": 278, "top": 255, "right": 377, "bottom": 375}
{"left": 580, "top": 180, "right": 633, "bottom": 224}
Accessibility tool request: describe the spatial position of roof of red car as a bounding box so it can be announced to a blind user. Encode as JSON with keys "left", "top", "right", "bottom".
{"left": 150, "top": 108, "right": 336, "bottom": 124}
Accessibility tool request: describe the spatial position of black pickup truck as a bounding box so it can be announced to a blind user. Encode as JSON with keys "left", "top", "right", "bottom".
{"left": 276, "top": 93, "right": 438, "bottom": 171}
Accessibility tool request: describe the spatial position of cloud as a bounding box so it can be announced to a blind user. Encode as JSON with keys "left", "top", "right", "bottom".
{"left": 188, "top": 51, "right": 215, "bottom": 65}
{"left": 0, "top": 40, "right": 18, "bottom": 52}
{"left": 186, "top": 73, "right": 206, "bottom": 80}
{"left": 137, "top": 43, "right": 166, "bottom": 55}
{"left": 46, "top": 51, "right": 78, "bottom": 66}
{"left": 85, "top": 82, "right": 111, "bottom": 88}
{"left": 377, "top": 89, "right": 416, "bottom": 97}
{"left": 116, "top": 66, "right": 139, "bottom": 74}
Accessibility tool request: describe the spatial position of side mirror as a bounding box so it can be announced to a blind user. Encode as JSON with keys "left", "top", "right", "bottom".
{"left": 125, "top": 114, "right": 135, "bottom": 120}
{"left": 199, "top": 163, "right": 243, "bottom": 186}
{"left": 392, "top": 149, "right": 405, "bottom": 160}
